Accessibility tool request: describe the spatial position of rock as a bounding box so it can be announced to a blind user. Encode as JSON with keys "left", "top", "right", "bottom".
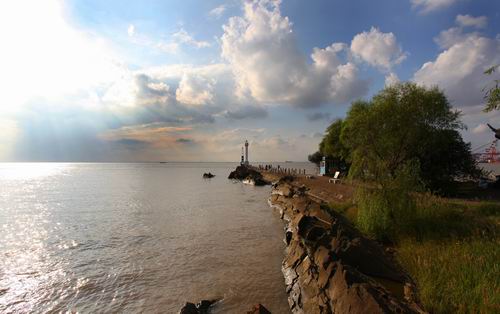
{"left": 203, "top": 172, "right": 215, "bottom": 178}
{"left": 178, "top": 299, "right": 218, "bottom": 314}
{"left": 196, "top": 299, "right": 217, "bottom": 313}
{"left": 269, "top": 181, "right": 427, "bottom": 314}
{"left": 228, "top": 165, "right": 269, "bottom": 185}
{"left": 179, "top": 302, "right": 198, "bottom": 314}
{"left": 247, "top": 304, "right": 272, "bottom": 314}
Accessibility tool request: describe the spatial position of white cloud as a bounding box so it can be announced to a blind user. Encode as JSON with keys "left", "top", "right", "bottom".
{"left": 176, "top": 73, "right": 215, "bottom": 106}
{"left": 172, "top": 29, "right": 211, "bottom": 48}
{"left": 385, "top": 72, "right": 400, "bottom": 86}
{"left": 351, "top": 27, "right": 407, "bottom": 71}
{"left": 0, "top": 0, "right": 125, "bottom": 113}
{"left": 221, "top": 0, "right": 368, "bottom": 107}
{"left": 128, "top": 27, "right": 210, "bottom": 54}
{"left": 411, "top": 0, "right": 460, "bottom": 14}
{"left": 456, "top": 14, "right": 488, "bottom": 29}
{"left": 156, "top": 42, "right": 179, "bottom": 54}
{"left": 414, "top": 29, "right": 500, "bottom": 107}
{"left": 434, "top": 27, "right": 470, "bottom": 49}
{"left": 209, "top": 5, "right": 227, "bottom": 19}
{"left": 472, "top": 123, "right": 489, "bottom": 134}
{"left": 127, "top": 24, "right": 135, "bottom": 36}
{"left": 434, "top": 15, "right": 488, "bottom": 49}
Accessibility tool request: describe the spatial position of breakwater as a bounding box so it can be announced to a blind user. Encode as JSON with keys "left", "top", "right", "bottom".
{"left": 267, "top": 176, "right": 426, "bottom": 313}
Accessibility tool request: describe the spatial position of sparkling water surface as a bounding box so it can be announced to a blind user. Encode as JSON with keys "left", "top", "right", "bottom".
{"left": 0, "top": 162, "right": 303, "bottom": 313}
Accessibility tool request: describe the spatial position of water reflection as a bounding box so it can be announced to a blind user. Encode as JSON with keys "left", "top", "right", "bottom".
{"left": 0, "top": 162, "right": 69, "bottom": 180}
{"left": 0, "top": 163, "right": 293, "bottom": 313}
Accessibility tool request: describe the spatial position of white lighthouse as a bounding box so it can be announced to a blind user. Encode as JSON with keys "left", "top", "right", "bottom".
{"left": 244, "top": 140, "right": 249, "bottom": 165}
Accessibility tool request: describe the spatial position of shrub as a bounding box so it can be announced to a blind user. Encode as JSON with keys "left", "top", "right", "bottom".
{"left": 355, "top": 162, "right": 419, "bottom": 242}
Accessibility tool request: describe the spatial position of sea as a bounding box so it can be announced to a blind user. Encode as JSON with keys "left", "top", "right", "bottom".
{"left": 0, "top": 162, "right": 313, "bottom": 313}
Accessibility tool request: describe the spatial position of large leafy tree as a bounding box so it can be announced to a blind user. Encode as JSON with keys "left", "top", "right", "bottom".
{"left": 483, "top": 65, "right": 500, "bottom": 112}
{"left": 340, "top": 83, "right": 479, "bottom": 193}
{"left": 309, "top": 119, "right": 351, "bottom": 171}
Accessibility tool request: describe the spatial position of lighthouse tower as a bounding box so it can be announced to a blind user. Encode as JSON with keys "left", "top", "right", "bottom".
{"left": 244, "top": 140, "right": 249, "bottom": 165}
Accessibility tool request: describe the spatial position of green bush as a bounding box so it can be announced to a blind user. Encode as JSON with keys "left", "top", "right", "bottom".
{"left": 355, "top": 162, "right": 419, "bottom": 242}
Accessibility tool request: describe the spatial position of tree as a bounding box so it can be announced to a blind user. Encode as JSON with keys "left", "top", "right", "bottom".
{"left": 319, "top": 119, "right": 350, "bottom": 172}
{"left": 308, "top": 151, "right": 323, "bottom": 165}
{"left": 483, "top": 65, "right": 500, "bottom": 112}
{"left": 341, "top": 82, "right": 479, "bottom": 193}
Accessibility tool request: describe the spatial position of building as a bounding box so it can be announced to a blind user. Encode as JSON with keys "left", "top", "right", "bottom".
{"left": 244, "top": 140, "right": 249, "bottom": 165}
{"left": 240, "top": 140, "right": 250, "bottom": 166}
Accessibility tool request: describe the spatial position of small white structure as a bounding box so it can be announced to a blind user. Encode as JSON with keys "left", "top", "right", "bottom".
{"left": 329, "top": 171, "right": 340, "bottom": 184}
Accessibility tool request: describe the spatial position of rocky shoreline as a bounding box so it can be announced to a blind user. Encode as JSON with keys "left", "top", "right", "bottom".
{"left": 268, "top": 176, "right": 426, "bottom": 313}
{"left": 181, "top": 166, "right": 426, "bottom": 313}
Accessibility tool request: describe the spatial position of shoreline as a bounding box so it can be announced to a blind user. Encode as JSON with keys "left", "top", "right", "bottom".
{"left": 266, "top": 175, "right": 425, "bottom": 313}
{"left": 229, "top": 165, "right": 425, "bottom": 313}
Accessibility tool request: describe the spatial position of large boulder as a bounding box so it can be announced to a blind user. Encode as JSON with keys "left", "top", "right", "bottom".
{"left": 228, "top": 165, "right": 269, "bottom": 186}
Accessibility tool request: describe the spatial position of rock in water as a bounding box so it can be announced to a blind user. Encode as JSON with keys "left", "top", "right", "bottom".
{"left": 196, "top": 299, "right": 217, "bottom": 313}
{"left": 228, "top": 165, "right": 269, "bottom": 186}
{"left": 247, "top": 304, "right": 272, "bottom": 314}
{"left": 178, "top": 299, "right": 218, "bottom": 314}
{"left": 179, "top": 302, "right": 198, "bottom": 314}
{"left": 203, "top": 172, "right": 215, "bottom": 178}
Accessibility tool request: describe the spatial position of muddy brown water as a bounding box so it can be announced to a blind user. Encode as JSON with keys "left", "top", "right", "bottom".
{"left": 0, "top": 162, "right": 296, "bottom": 313}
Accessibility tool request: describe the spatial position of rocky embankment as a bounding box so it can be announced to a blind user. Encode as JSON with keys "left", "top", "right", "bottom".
{"left": 228, "top": 165, "right": 270, "bottom": 186}
{"left": 269, "top": 177, "right": 426, "bottom": 313}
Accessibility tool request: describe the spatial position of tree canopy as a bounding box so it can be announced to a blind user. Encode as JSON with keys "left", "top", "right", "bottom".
{"left": 483, "top": 65, "right": 500, "bottom": 112}
{"left": 314, "top": 82, "right": 479, "bottom": 193}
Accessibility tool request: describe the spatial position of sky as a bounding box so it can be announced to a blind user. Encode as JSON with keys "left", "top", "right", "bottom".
{"left": 1, "top": 0, "right": 500, "bottom": 162}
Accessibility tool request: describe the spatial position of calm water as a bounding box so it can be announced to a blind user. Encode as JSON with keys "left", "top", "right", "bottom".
{"left": 0, "top": 162, "right": 296, "bottom": 313}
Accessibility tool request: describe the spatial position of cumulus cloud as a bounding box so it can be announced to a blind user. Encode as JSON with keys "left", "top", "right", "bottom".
{"left": 135, "top": 74, "right": 171, "bottom": 105}
{"left": 414, "top": 28, "right": 500, "bottom": 107}
{"left": 385, "top": 72, "right": 400, "bottom": 86}
{"left": 351, "top": 27, "right": 407, "bottom": 71}
{"left": 456, "top": 14, "right": 488, "bottom": 29}
{"left": 435, "top": 15, "right": 487, "bottom": 49}
{"left": 434, "top": 27, "right": 470, "bottom": 49}
{"left": 176, "top": 73, "right": 215, "bottom": 106}
{"left": 221, "top": 0, "right": 368, "bottom": 107}
{"left": 209, "top": 5, "right": 226, "bottom": 19}
{"left": 411, "top": 0, "right": 461, "bottom": 14}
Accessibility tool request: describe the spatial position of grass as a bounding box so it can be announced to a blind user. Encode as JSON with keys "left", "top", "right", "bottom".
{"left": 398, "top": 239, "right": 499, "bottom": 313}
{"left": 328, "top": 194, "right": 500, "bottom": 313}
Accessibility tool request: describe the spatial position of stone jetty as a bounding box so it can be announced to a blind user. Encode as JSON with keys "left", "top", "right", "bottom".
{"left": 269, "top": 176, "right": 426, "bottom": 313}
